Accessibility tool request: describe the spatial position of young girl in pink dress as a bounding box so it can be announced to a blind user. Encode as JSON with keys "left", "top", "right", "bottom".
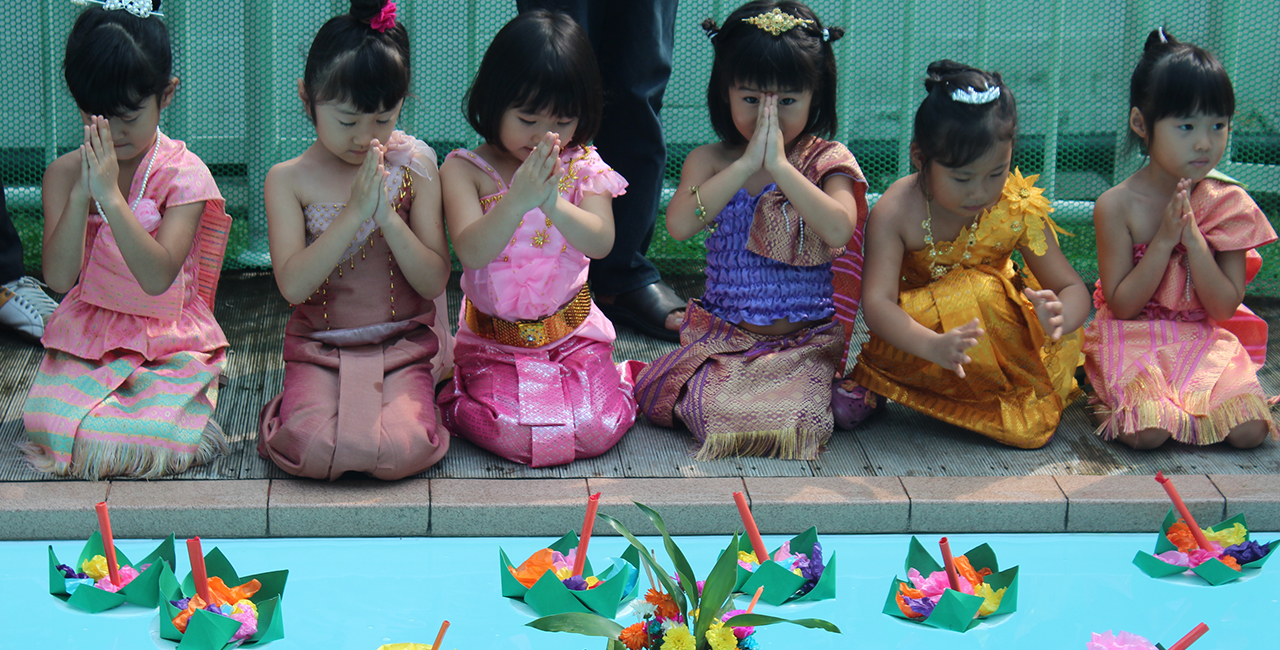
{"left": 258, "top": 0, "right": 455, "bottom": 480}
{"left": 437, "top": 10, "right": 640, "bottom": 468}
{"left": 1085, "top": 29, "right": 1277, "bottom": 450}
{"left": 24, "top": 1, "right": 232, "bottom": 478}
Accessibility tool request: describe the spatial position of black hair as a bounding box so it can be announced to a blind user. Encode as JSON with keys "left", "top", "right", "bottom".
{"left": 63, "top": 1, "right": 172, "bottom": 117}
{"left": 303, "top": 0, "right": 410, "bottom": 119}
{"left": 1128, "top": 28, "right": 1235, "bottom": 151}
{"left": 701, "top": 1, "right": 844, "bottom": 146}
{"left": 912, "top": 60, "right": 1018, "bottom": 189}
{"left": 465, "top": 10, "right": 602, "bottom": 151}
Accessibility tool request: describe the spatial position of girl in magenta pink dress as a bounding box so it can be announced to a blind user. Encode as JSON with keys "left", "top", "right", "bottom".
{"left": 437, "top": 10, "right": 641, "bottom": 467}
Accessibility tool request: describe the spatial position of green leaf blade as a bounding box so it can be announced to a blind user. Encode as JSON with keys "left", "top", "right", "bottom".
{"left": 527, "top": 612, "right": 625, "bottom": 639}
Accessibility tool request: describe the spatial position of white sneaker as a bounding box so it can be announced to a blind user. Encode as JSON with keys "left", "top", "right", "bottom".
{"left": 0, "top": 283, "right": 44, "bottom": 342}
{"left": 3, "top": 276, "right": 59, "bottom": 322}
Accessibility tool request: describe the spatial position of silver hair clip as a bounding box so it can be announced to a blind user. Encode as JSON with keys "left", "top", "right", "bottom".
{"left": 70, "top": 0, "right": 163, "bottom": 19}
{"left": 950, "top": 85, "right": 1001, "bottom": 105}
{"left": 822, "top": 28, "right": 830, "bottom": 42}
{"left": 1158, "top": 27, "right": 1168, "bottom": 42}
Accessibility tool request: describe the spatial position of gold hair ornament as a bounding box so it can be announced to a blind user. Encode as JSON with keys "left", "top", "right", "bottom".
{"left": 744, "top": 8, "right": 814, "bottom": 36}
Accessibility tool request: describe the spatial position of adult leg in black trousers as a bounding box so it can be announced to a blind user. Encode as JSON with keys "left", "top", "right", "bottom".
{"left": 515, "top": 0, "right": 685, "bottom": 341}
{"left": 0, "top": 183, "right": 59, "bottom": 342}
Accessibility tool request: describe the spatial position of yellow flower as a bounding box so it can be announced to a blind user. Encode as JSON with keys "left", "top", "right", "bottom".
{"left": 1203, "top": 523, "right": 1247, "bottom": 547}
{"left": 707, "top": 622, "right": 739, "bottom": 650}
{"left": 81, "top": 555, "right": 109, "bottom": 580}
{"left": 974, "top": 583, "right": 1006, "bottom": 617}
{"left": 738, "top": 551, "right": 759, "bottom": 565}
{"left": 1003, "top": 168, "right": 1051, "bottom": 216}
{"left": 663, "top": 625, "right": 696, "bottom": 650}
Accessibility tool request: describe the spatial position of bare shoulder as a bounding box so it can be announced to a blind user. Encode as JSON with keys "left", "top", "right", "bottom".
{"left": 42, "top": 149, "right": 81, "bottom": 187}
{"left": 869, "top": 175, "right": 921, "bottom": 228}
{"left": 1092, "top": 183, "right": 1132, "bottom": 230}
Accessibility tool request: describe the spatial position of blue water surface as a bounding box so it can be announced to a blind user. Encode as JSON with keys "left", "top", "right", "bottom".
{"left": 4, "top": 533, "right": 1277, "bottom": 649}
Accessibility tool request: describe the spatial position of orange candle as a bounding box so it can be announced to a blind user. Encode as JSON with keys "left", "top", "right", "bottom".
{"left": 733, "top": 492, "right": 770, "bottom": 563}
{"left": 1168, "top": 623, "right": 1208, "bottom": 650}
{"left": 572, "top": 493, "right": 600, "bottom": 577}
{"left": 746, "top": 585, "right": 764, "bottom": 613}
{"left": 431, "top": 620, "right": 450, "bottom": 650}
{"left": 186, "top": 537, "right": 212, "bottom": 604}
{"left": 1155, "top": 472, "right": 1211, "bottom": 551}
{"left": 939, "top": 537, "right": 960, "bottom": 592}
{"left": 94, "top": 502, "right": 121, "bottom": 586}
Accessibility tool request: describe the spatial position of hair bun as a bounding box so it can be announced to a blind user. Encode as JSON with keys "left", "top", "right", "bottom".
{"left": 824, "top": 25, "right": 845, "bottom": 43}
{"left": 700, "top": 18, "right": 720, "bottom": 40}
{"left": 924, "top": 59, "right": 978, "bottom": 92}
{"left": 1143, "top": 27, "right": 1179, "bottom": 54}
{"left": 349, "top": 0, "right": 388, "bottom": 23}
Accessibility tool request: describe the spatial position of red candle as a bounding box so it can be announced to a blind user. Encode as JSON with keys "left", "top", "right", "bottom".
{"left": 746, "top": 585, "right": 764, "bottom": 613}
{"left": 94, "top": 502, "right": 121, "bottom": 586}
{"left": 572, "top": 492, "right": 600, "bottom": 577}
{"left": 939, "top": 537, "right": 960, "bottom": 592}
{"left": 1168, "top": 622, "right": 1208, "bottom": 650}
{"left": 186, "top": 537, "right": 212, "bottom": 604}
{"left": 733, "top": 492, "right": 770, "bottom": 563}
{"left": 431, "top": 620, "right": 450, "bottom": 650}
{"left": 1155, "top": 472, "right": 1211, "bottom": 551}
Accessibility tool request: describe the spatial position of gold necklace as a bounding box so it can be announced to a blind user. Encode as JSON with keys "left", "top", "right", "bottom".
{"left": 922, "top": 201, "right": 979, "bottom": 279}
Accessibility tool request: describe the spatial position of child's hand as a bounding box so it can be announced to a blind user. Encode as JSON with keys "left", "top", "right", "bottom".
{"left": 539, "top": 134, "right": 564, "bottom": 215}
{"left": 508, "top": 132, "right": 559, "bottom": 213}
{"left": 930, "top": 318, "right": 984, "bottom": 378}
{"left": 348, "top": 141, "right": 386, "bottom": 221}
{"left": 370, "top": 144, "right": 400, "bottom": 229}
{"left": 1153, "top": 178, "right": 1193, "bottom": 250}
{"left": 761, "top": 95, "right": 789, "bottom": 174}
{"left": 1023, "top": 288, "right": 1066, "bottom": 341}
{"left": 739, "top": 95, "right": 769, "bottom": 173}
{"left": 1177, "top": 187, "right": 1207, "bottom": 253}
{"left": 83, "top": 117, "right": 122, "bottom": 206}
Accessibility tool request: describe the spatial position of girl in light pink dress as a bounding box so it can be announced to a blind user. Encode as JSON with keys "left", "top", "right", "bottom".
{"left": 1085, "top": 29, "right": 1277, "bottom": 450}
{"left": 24, "top": 3, "right": 231, "bottom": 479}
{"left": 437, "top": 10, "right": 642, "bottom": 467}
{"left": 258, "top": 0, "right": 455, "bottom": 480}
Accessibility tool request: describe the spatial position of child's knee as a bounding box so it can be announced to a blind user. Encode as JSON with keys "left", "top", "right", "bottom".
{"left": 1119, "top": 428, "right": 1171, "bottom": 450}
{"left": 1225, "top": 420, "right": 1269, "bottom": 449}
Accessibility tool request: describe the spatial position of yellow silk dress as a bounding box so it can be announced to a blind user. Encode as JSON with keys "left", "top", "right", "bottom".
{"left": 851, "top": 171, "right": 1082, "bottom": 448}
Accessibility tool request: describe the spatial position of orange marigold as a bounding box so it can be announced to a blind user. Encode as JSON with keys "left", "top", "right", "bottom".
{"left": 619, "top": 622, "right": 650, "bottom": 650}
{"left": 1167, "top": 521, "right": 1197, "bottom": 553}
{"left": 645, "top": 588, "right": 680, "bottom": 620}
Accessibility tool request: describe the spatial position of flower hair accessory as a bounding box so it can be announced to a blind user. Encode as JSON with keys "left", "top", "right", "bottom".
{"left": 369, "top": 1, "right": 397, "bottom": 33}
{"left": 744, "top": 7, "right": 814, "bottom": 36}
{"left": 951, "top": 85, "right": 1002, "bottom": 105}
{"left": 70, "top": 0, "right": 163, "bottom": 18}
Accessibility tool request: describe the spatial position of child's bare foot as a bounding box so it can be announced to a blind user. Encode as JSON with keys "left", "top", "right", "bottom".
{"left": 596, "top": 280, "right": 685, "bottom": 342}
{"left": 1225, "top": 420, "right": 1269, "bottom": 449}
{"left": 1116, "top": 428, "right": 1172, "bottom": 450}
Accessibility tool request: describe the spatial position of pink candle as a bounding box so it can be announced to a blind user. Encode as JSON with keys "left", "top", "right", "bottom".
{"left": 572, "top": 493, "right": 600, "bottom": 577}
{"left": 186, "top": 537, "right": 212, "bottom": 604}
{"left": 431, "top": 620, "right": 450, "bottom": 650}
{"left": 1168, "top": 623, "right": 1208, "bottom": 650}
{"left": 733, "top": 492, "right": 770, "bottom": 563}
{"left": 1155, "top": 472, "right": 1211, "bottom": 551}
{"left": 94, "top": 502, "right": 121, "bottom": 586}
{"left": 939, "top": 537, "right": 960, "bottom": 592}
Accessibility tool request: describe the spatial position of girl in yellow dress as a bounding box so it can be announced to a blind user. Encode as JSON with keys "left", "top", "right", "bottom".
{"left": 838, "top": 61, "right": 1089, "bottom": 449}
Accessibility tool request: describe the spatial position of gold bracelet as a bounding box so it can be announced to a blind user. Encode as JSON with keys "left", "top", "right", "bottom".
{"left": 690, "top": 184, "right": 716, "bottom": 232}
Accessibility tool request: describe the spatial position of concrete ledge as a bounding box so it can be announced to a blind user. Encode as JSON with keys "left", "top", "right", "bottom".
{"left": 0, "top": 481, "right": 110, "bottom": 540}
{"left": 743, "top": 477, "right": 909, "bottom": 534}
{"left": 1208, "top": 474, "right": 1280, "bottom": 531}
{"left": 588, "top": 478, "right": 746, "bottom": 536}
{"left": 107, "top": 479, "right": 268, "bottom": 539}
{"left": 431, "top": 478, "right": 585, "bottom": 537}
{"left": 268, "top": 478, "right": 431, "bottom": 537}
{"left": 1057, "top": 475, "right": 1224, "bottom": 533}
{"left": 902, "top": 476, "right": 1067, "bottom": 533}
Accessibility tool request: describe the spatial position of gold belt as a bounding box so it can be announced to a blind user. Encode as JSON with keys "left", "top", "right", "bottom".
{"left": 465, "top": 284, "right": 592, "bottom": 348}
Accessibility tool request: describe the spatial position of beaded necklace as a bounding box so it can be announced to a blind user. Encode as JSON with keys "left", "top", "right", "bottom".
{"left": 922, "top": 200, "right": 979, "bottom": 280}
{"left": 93, "top": 140, "right": 160, "bottom": 219}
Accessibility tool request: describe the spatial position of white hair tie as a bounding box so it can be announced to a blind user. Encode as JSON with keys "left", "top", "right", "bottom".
{"left": 950, "top": 85, "right": 1001, "bottom": 105}
{"left": 70, "top": 0, "right": 163, "bottom": 19}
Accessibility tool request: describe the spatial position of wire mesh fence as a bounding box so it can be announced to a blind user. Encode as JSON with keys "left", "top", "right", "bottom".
{"left": 2, "top": 1, "right": 1277, "bottom": 291}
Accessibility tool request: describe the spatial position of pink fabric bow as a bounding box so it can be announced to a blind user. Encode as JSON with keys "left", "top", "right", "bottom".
{"left": 370, "top": 1, "right": 397, "bottom": 32}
